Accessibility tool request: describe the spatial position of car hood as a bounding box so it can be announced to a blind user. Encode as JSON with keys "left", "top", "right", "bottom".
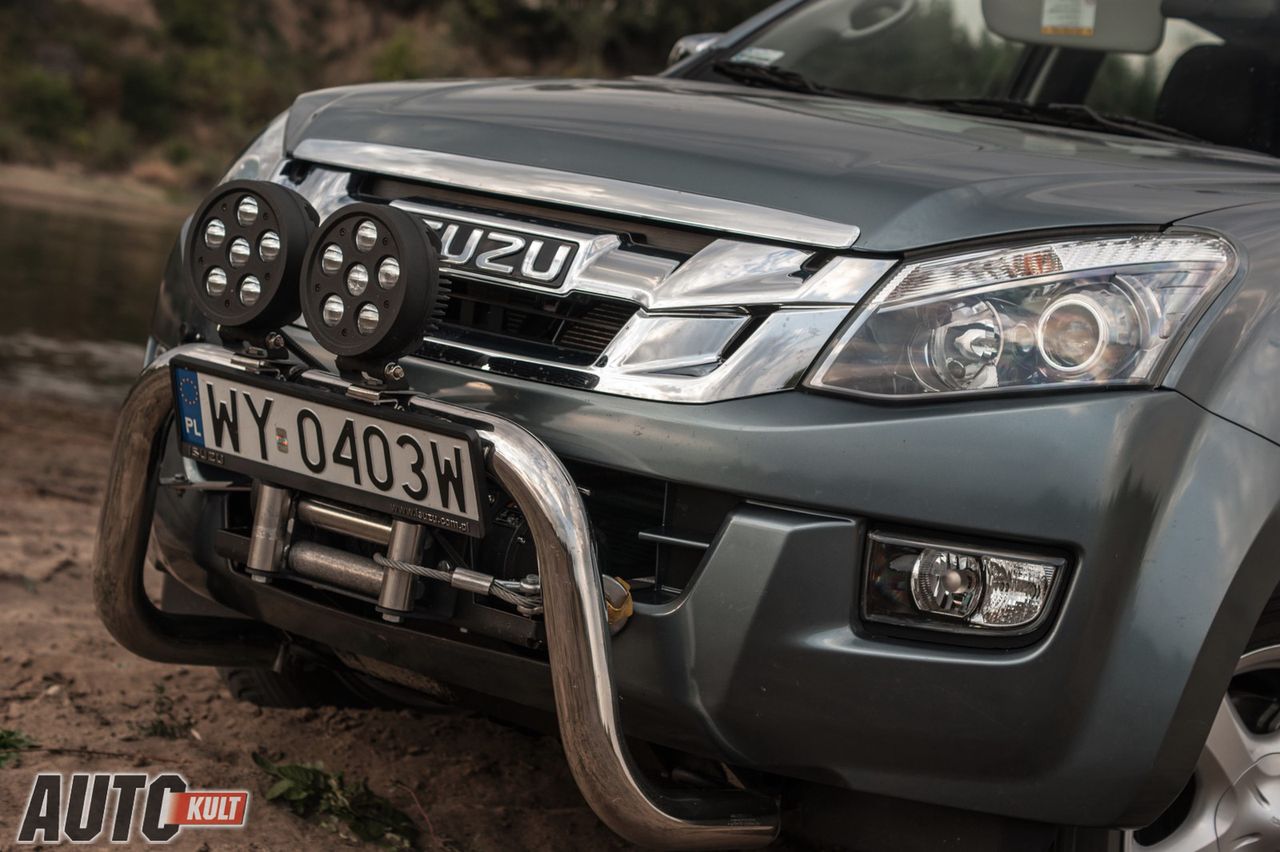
{"left": 284, "top": 77, "right": 1280, "bottom": 252}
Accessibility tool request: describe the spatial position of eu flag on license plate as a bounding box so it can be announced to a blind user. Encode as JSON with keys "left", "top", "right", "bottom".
{"left": 175, "top": 368, "right": 205, "bottom": 447}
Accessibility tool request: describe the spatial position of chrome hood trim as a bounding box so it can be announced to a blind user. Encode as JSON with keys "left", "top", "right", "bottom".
{"left": 293, "top": 138, "right": 861, "bottom": 249}
{"left": 269, "top": 164, "right": 894, "bottom": 403}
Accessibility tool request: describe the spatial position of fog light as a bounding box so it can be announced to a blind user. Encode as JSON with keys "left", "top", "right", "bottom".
{"left": 911, "top": 548, "right": 982, "bottom": 618}
{"left": 864, "top": 532, "right": 1063, "bottom": 636}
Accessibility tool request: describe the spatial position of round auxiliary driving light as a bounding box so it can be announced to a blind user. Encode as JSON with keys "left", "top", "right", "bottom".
{"left": 301, "top": 202, "right": 444, "bottom": 363}
{"left": 185, "top": 179, "right": 317, "bottom": 331}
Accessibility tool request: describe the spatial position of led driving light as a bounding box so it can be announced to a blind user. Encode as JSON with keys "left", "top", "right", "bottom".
{"left": 228, "top": 237, "right": 251, "bottom": 268}
{"left": 356, "top": 303, "right": 380, "bottom": 335}
{"left": 807, "top": 234, "right": 1236, "bottom": 398}
{"left": 204, "top": 219, "right": 226, "bottom": 249}
{"left": 205, "top": 267, "right": 228, "bottom": 297}
{"left": 378, "top": 257, "right": 400, "bottom": 289}
{"left": 240, "top": 275, "right": 262, "bottom": 306}
{"left": 301, "top": 202, "right": 444, "bottom": 363}
{"left": 346, "top": 263, "right": 369, "bottom": 296}
{"left": 863, "top": 532, "right": 1064, "bottom": 636}
{"left": 258, "top": 231, "right": 280, "bottom": 262}
{"left": 321, "top": 244, "right": 343, "bottom": 275}
{"left": 185, "top": 179, "right": 317, "bottom": 331}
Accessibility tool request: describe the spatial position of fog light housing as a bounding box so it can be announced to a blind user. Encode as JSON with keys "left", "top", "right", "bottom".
{"left": 863, "top": 532, "right": 1064, "bottom": 636}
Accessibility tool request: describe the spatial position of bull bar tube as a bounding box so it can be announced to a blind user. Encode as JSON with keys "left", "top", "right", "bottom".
{"left": 92, "top": 343, "right": 780, "bottom": 849}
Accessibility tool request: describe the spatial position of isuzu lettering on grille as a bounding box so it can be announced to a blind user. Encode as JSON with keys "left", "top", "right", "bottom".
{"left": 424, "top": 216, "right": 578, "bottom": 287}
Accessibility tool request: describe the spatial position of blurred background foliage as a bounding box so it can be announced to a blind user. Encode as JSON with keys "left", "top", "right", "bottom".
{"left": 0, "top": 0, "right": 772, "bottom": 191}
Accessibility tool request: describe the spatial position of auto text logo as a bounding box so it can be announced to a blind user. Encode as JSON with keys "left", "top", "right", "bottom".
{"left": 15, "top": 773, "right": 249, "bottom": 845}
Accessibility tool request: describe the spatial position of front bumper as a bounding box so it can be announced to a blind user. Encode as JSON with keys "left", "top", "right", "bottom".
{"left": 95, "top": 344, "right": 779, "bottom": 850}
{"left": 144, "top": 344, "right": 1280, "bottom": 829}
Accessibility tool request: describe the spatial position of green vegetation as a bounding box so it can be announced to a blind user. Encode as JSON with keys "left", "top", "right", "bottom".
{"left": 253, "top": 752, "right": 419, "bottom": 849}
{"left": 135, "top": 684, "right": 194, "bottom": 739}
{"left": 0, "top": 0, "right": 771, "bottom": 190}
{"left": 0, "top": 728, "right": 37, "bottom": 767}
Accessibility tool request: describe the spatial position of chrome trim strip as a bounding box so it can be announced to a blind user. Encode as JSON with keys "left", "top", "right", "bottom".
{"left": 390, "top": 197, "right": 893, "bottom": 310}
{"left": 293, "top": 138, "right": 861, "bottom": 249}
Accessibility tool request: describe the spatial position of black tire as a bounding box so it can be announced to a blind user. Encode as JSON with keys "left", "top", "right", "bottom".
{"left": 218, "top": 660, "right": 366, "bottom": 709}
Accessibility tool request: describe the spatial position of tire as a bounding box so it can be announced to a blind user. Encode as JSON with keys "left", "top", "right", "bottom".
{"left": 218, "top": 659, "right": 367, "bottom": 709}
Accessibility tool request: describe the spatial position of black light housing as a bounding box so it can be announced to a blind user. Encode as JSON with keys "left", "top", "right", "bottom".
{"left": 185, "top": 179, "right": 317, "bottom": 331}
{"left": 300, "top": 202, "right": 445, "bottom": 364}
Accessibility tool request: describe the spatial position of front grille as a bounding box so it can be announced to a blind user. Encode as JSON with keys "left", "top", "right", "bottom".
{"left": 432, "top": 278, "right": 638, "bottom": 366}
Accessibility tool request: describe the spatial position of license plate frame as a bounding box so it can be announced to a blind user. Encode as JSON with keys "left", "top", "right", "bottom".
{"left": 169, "top": 356, "right": 488, "bottom": 537}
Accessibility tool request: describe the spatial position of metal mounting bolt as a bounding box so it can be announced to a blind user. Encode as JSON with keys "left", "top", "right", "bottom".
{"left": 384, "top": 363, "right": 405, "bottom": 382}
{"left": 265, "top": 332, "right": 286, "bottom": 350}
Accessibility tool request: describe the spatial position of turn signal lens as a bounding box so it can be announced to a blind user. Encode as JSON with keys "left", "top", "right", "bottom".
{"left": 864, "top": 532, "right": 1063, "bottom": 636}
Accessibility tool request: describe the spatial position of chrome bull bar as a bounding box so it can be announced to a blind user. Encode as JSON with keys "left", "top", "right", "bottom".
{"left": 92, "top": 343, "right": 780, "bottom": 849}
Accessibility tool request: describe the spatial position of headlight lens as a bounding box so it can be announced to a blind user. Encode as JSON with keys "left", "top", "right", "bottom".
{"left": 806, "top": 234, "right": 1236, "bottom": 398}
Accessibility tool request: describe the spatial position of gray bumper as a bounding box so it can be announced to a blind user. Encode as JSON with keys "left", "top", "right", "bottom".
{"left": 155, "top": 351, "right": 1280, "bottom": 828}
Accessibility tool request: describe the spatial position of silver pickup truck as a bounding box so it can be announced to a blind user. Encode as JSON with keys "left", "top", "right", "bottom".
{"left": 94, "top": 1, "right": 1280, "bottom": 849}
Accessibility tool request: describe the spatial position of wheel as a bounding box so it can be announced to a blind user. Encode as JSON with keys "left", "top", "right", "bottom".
{"left": 1122, "top": 602, "right": 1280, "bottom": 851}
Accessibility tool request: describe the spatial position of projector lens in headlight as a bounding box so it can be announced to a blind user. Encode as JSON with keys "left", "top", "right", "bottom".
{"left": 807, "top": 234, "right": 1236, "bottom": 398}
{"left": 184, "top": 179, "right": 317, "bottom": 330}
{"left": 300, "top": 202, "right": 445, "bottom": 363}
{"left": 863, "top": 532, "right": 1063, "bottom": 636}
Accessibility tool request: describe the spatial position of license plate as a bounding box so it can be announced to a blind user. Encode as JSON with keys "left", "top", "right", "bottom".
{"left": 170, "top": 359, "right": 487, "bottom": 537}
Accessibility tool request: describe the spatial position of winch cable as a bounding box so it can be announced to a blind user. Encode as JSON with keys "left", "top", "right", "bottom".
{"left": 371, "top": 554, "right": 634, "bottom": 631}
{"left": 373, "top": 553, "right": 543, "bottom": 612}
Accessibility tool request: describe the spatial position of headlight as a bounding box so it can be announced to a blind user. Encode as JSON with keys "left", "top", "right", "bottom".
{"left": 806, "top": 233, "right": 1236, "bottom": 398}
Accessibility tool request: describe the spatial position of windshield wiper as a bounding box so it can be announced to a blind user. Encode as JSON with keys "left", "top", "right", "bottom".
{"left": 921, "top": 97, "right": 1208, "bottom": 145}
{"left": 712, "top": 60, "right": 836, "bottom": 97}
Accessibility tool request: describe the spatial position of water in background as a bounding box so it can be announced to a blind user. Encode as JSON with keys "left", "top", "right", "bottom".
{"left": 0, "top": 196, "right": 180, "bottom": 404}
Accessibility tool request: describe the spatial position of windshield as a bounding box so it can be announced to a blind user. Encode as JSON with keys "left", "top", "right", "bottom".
{"left": 699, "top": 0, "right": 1278, "bottom": 157}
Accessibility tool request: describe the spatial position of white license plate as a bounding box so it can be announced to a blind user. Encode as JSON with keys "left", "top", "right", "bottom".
{"left": 171, "top": 362, "right": 486, "bottom": 536}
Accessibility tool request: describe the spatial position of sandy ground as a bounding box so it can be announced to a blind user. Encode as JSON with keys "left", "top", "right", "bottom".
{"left": 0, "top": 396, "right": 638, "bottom": 851}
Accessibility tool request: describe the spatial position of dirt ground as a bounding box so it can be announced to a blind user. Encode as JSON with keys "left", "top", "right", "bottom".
{"left": 0, "top": 395, "right": 636, "bottom": 851}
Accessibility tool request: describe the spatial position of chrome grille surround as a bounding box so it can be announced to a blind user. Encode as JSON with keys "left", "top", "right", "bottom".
{"left": 269, "top": 151, "right": 896, "bottom": 403}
